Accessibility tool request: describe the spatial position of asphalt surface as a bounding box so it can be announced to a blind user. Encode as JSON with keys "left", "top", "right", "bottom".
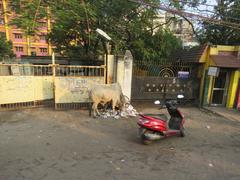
{"left": 0, "top": 103, "right": 240, "bottom": 180}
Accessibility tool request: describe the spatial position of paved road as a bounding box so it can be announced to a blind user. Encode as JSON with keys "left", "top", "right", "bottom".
{"left": 0, "top": 103, "right": 240, "bottom": 180}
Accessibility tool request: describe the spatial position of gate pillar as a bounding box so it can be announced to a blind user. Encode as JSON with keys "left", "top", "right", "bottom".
{"left": 107, "top": 55, "right": 115, "bottom": 84}
{"left": 117, "top": 50, "right": 133, "bottom": 100}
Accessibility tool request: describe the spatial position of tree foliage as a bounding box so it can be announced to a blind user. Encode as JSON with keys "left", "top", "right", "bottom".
{"left": 131, "top": 29, "right": 181, "bottom": 61}
{"left": 198, "top": 0, "right": 240, "bottom": 45}
{"left": 0, "top": 34, "right": 15, "bottom": 60}
{"left": 9, "top": 0, "right": 48, "bottom": 36}
{"left": 48, "top": 0, "right": 96, "bottom": 57}
{"left": 9, "top": 0, "right": 184, "bottom": 61}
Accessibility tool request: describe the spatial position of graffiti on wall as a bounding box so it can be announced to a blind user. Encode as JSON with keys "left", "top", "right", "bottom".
{"left": 54, "top": 77, "right": 104, "bottom": 103}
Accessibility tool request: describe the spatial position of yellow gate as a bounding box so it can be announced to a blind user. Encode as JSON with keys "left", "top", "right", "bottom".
{"left": 0, "top": 63, "right": 106, "bottom": 111}
{"left": 0, "top": 64, "right": 54, "bottom": 110}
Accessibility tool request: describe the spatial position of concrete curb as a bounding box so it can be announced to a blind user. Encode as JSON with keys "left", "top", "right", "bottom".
{"left": 201, "top": 107, "right": 240, "bottom": 122}
{"left": 200, "top": 107, "right": 222, "bottom": 117}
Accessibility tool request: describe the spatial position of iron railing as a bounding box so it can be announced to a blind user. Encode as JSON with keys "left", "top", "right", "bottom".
{"left": 55, "top": 65, "right": 105, "bottom": 77}
{"left": 0, "top": 64, "right": 53, "bottom": 76}
{"left": 133, "top": 61, "right": 196, "bottom": 77}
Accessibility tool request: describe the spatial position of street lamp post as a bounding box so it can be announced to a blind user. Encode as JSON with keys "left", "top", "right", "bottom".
{"left": 96, "top": 28, "right": 112, "bottom": 84}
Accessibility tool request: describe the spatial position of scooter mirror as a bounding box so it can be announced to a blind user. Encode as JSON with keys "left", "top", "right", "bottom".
{"left": 154, "top": 100, "right": 161, "bottom": 105}
{"left": 177, "top": 94, "right": 184, "bottom": 99}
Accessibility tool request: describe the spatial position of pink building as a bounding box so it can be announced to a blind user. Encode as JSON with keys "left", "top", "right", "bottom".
{"left": 0, "top": 0, "right": 52, "bottom": 58}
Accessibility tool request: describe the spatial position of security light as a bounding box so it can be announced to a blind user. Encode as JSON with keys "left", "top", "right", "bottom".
{"left": 96, "top": 28, "right": 112, "bottom": 41}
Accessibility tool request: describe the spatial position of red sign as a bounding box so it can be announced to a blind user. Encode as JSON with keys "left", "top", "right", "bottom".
{"left": 237, "top": 91, "right": 240, "bottom": 111}
{"left": 237, "top": 80, "right": 240, "bottom": 111}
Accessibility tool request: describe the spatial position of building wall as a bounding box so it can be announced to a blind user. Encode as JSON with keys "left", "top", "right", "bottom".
{"left": 199, "top": 45, "right": 240, "bottom": 109}
{"left": 164, "top": 12, "right": 197, "bottom": 47}
{"left": 0, "top": 0, "right": 51, "bottom": 58}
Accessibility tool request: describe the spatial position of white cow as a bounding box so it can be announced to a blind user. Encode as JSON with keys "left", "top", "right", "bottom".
{"left": 89, "top": 83, "right": 127, "bottom": 117}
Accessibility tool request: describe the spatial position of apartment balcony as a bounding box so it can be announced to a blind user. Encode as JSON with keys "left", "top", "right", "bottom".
{"left": 13, "top": 38, "right": 25, "bottom": 42}
{"left": 38, "top": 52, "right": 48, "bottom": 56}
{"left": 38, "top": 26, "right": 48, "bottom": 31}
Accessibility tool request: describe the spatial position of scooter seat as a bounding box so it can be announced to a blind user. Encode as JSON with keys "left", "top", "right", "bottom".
{"left": 143, "top": 114, "right": 168, "bottom": 121}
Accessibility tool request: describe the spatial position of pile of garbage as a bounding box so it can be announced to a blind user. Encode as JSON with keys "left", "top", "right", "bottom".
{"left": 99, "top": 103, "right": 138, "bottom": 119}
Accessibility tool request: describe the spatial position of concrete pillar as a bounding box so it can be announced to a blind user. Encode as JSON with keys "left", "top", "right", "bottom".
{"left": 117, "top": 56, "right": 124, "bottom": 88}
{"left": 117, "top": 50, "right": 133, "bottom": 100}
{"left": 107, "top": 55, "right": 114, "bottom": 84}
{"left": 227, "top": 70, "right": 239, "bottom": 108}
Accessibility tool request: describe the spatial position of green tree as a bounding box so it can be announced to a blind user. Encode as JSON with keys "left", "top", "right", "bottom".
{"left": 0, "top": 33, "right": 15, "bottom": 61}
{"left": 49, "top": 0, "right": 182, "bottom": 60}
{"left": 9, "top": 0, "right": 189, "bottom": 60}
{"left": 9, "top": 0, "right": 49, "bottom": 55}
{"left": 198, "top": 0, "right": 240, "bottom": 45}
{"left": 48, "top": 0, "right": 96, "bottom": 57}
{"left": 130, "top": 28, "right": 181, "bottom": 61}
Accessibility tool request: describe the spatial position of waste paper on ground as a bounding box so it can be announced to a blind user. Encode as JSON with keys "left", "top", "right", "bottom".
{"left": 99, "top": 103, "right": 138, "bottom": 119}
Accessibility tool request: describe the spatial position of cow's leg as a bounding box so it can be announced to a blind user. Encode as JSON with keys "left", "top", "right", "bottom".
{"left": 92, "top": 103, "right": 96, "bottom": 117}
{"left": 95, "top": 103, "right": 101, "bottom": 115}
{"left": 112, "top": 99, "right": 117, "bottom": 115}
{"left": 92, "top": 102, "right": 100, "bottom": 117}
{"left": 89, "top": 102, "right": 92, "bottom": 117}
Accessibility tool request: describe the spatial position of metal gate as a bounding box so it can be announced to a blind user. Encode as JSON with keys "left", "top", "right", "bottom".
{"left": 131, "top": 61, "right": 200, "bottom": 100}
{"left": 0, "top": 63, "right": 105, "bottom": 111}
{"left": 0, "top": 64, "right": 54, "bottom": 110}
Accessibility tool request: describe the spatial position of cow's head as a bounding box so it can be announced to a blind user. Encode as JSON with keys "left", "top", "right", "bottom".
{"left": 118, "top": 94, "right": 130, "bottom": 111}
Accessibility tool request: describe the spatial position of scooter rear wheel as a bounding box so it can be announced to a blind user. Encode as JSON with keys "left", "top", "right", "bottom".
{"left": 180, "top": 127, "right": 185, "bottom": 137}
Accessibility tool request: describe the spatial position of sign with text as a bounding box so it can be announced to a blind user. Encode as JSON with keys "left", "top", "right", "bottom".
{"left": 178, "top": 71, "right": 189, "bottom": 79}
{"left": 208, "top": 67, "right": 219, "bottom": 77}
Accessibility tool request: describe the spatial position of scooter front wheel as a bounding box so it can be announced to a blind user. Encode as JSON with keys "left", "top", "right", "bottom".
{"left": 139, "top": 128, "right": 153, "bottom": 145}
{"left": 142, "top": 138, "right": 153, "bottom": 145}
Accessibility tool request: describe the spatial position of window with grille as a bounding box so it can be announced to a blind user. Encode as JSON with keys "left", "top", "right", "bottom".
{"left": 40, "top": 48, "right": 47, "bottom": 53}
{"left": 14, "top": 33, "right": 23, "bottom": 39}
{"left": 0, "top": 18, "right": 4, "bottom": 25}
{"left": 40, "top": 35, "right": 46, "bottom": 40}
{"left": 39, "top": 22, "right": 46, "bottom": 27}
{"left": 15, "top": 46, "right": 23, "bottom": 52}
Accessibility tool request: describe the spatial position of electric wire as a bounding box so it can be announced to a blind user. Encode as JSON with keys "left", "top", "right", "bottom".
{"left": 129, "top": 0, "right": 240, "bottom": 30}
{"left": 175, "top": 0, "right": 240, "bottom": 12}
{"left": 170, "top": 0, "right": 240, "bottom": 22}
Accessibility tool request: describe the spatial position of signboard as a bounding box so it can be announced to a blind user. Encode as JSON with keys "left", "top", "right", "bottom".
{"left": 178, "top": 71, "right": 189, "bottom": 79}
{"left": 208, "top": 67, "right": 219, "bottom": 77}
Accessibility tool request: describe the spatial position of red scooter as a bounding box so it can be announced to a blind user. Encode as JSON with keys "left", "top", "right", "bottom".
{"left": 137, "top": 95, "right": 186, "bottom": 145}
